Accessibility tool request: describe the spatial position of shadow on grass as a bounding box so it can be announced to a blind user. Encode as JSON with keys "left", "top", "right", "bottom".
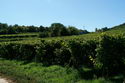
{"left": 77, "top": 67, "right": 125, "bottom": 83}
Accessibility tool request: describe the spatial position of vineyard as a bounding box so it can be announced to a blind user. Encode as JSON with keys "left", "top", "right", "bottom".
{"left": 0, "top": 23, "right": 125, "bottom": 83}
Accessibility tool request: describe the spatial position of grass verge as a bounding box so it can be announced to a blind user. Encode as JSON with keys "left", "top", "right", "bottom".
{"left": 0, "top": 58, "right": 113, "bottom": 83}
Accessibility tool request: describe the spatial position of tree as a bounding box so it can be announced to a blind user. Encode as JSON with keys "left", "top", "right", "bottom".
{"left": 7, "top": 25, "right": 16, "bottom": 34}
{"left": 60, "top": 26, "right": 70, "bottom": 36}
{"left": 0, "top": 23, "right": 8, "bottom": 29}
{"left": 50, "top": 23, "right": 65, "bottom": 37}
{"left": 39, "top": 25, "right": 45, "bottom": 32}
{"left": 79, "top": 29, "right": 89, "bottom": 34}
{"left": 13, "top": 25, "right": 24, "bottom": 33}
{"left": 68, "top": 26, "right": 79, "bottom": 35}
{"left": 27, "top": 26, "right": 38, "bottom": 32}
{"left": 95, "top": 27, "right": 109, "bottom": 32}
{"left": 0, "top": 23, "right": 8, "bottom": 34}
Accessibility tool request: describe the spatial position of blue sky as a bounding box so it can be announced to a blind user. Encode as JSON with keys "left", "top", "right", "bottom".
{"left": 0, "top": 0, "right": 125, "bottom": 31}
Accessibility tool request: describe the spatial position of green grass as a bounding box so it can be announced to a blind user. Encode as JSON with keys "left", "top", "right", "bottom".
{"left": 0, "top": 59, "right": 112, "bottom": 83}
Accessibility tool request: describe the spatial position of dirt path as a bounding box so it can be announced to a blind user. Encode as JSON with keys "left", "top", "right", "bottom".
{"left": 0, "top": 78, "right": 9, "bottom": 83}
{"left": 0, "top": 77, "right": 12, "bottom": 83}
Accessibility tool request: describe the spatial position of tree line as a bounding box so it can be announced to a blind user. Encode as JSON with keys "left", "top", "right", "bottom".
{"left": 95, "top": 27, "right": 109, "bottom": 32}
{"left": 0, "top": 22, "right": 89, "bottom": 37}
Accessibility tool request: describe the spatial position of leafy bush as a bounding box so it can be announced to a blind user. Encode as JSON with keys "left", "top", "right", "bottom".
{"left": 53, "top": 45, "right": 71, "bottom": 66}
{"left": 0, "top": 38, "right": 97, "bottom": 68}
{"left": 0, "top": 43, "right": 36, "bottom": 61}
{"left": 96, "top": 35, "right": 125, "bottom": 76}
{"left": 36, "top": 40, "right": 71, "bottom": 66}
{"left": 68, "top": 40, "right": 97, "bottom": 68}
{"left": 0, "top": 43, "right": 16, "bottom": 59}
{"left": 0, "top": 34, "right": 125, "bottom": 78}
{"left": 35, "top": 39, "right": 97, "bottom": 67}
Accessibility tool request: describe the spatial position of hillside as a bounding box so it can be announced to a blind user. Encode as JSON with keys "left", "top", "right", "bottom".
{"left": 0, "top": 23, "right": 125, "bottom": 83}
{"left": 111, "top": 23, "right": 125, "bottom": 30}
{"left": 104, "top": 23, "right": 125, "bottom": 35}
{"left": 0, "top": 23, "right": 125, "bottom": 44}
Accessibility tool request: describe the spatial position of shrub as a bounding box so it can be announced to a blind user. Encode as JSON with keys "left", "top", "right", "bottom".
{"left": 18, "top": 44, "right": 36, "bottom": 61}
{"left": 96, "top": 35, "right": 125, "bottom": 76}
{"left": 68, "top": 40, "right": 97, "bottom": 68}
{"left": 36, "top": 40, "right": 71, "bottom": 66}
{"left": 0, "top": 43, "right": 16, "bottom": 59}
{"left": 0, "top": 39, "right": 97, "bottom": 68}
{"left": 54, "top": 44, "right": 71, "bottom": 66}
{"left": 0, "top": 43, "right": 36, "bottom": 61}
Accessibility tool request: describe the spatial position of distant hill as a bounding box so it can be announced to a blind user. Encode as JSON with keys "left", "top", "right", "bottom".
{"left": 110, "top": 23, "right": 125, "bottom": 30}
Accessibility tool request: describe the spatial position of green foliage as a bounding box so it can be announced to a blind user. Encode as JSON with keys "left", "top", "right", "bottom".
{"left": 39, "top": 25, "right": 45, "bottom": 32}
{"left": 0, "top": 43, "right": 36, "bottom": 61}
{"left": 68, "top": 40, "right": 96, "bottom": 68}
{"left": 0, "top": 22, "right": 88, "bottom": 37}
{"left": 0, "top": 59, "right": 113, "bottom": 83}
{"left": 0, "top": 23, "right": 40, "bottom": 34}
{"left": 39, "top": 31, "right": 51, "bottom": 38}
{"left": 50, "top": 23, "right": 65, "bottom": 37}
{"left": 68, "top": 26, "right": 80, "bottom": 35}
{"left": 0, "top": 34, "right": 125, "bottom": 76}
{"left": 0, "top": 39, "right": 96, "bottom": 70}
{"left": 0, "top": 59, "right": 79, "bottom": 83}
{"left": 95, "top": 27, "right": 109, "bottom": 32}
{"left": 96, "top": 35, "right": 125, "bottom": 76}
{"left": 0, "top": 22, "right": 125, "bottom": 82}
{"left": 36, "top": 40, "right": 71, "bottom": 66}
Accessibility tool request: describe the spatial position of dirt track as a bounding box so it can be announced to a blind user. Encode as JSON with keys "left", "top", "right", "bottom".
{"left": 0, "top": 78, "right": 8, "bottom": 83}
{"left": 0, "top": 77, "right": 11, "bottom": 83}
